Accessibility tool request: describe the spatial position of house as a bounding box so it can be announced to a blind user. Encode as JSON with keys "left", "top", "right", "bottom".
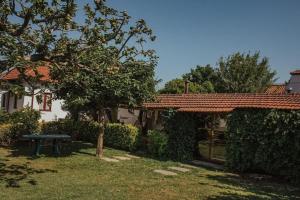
{"left": 0, "top": 65, "right": 142, "bottom": 123}
{"left": 265, "top": 69, "right": 300, "bottom": 94}
{"left": 286, "top": 70, "right": 300, "bottom": 93}
{"left": 0, "top": 66, "right": 68, "bottom": 121}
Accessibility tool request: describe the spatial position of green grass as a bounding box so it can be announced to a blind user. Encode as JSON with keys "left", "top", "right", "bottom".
{"left": 0, "top": 142, "right": 299, "bottom": 200}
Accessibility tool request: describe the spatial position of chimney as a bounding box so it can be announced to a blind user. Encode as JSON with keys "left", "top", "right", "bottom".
{"left": 184, "top": 80, "right": 190, "bottom": 94}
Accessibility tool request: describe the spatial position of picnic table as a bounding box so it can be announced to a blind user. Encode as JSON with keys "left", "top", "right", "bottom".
{"left": 23, "top": 134, "right": 71, "bottom": 156}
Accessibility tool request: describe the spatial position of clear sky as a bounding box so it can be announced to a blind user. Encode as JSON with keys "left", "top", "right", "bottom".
{"left": 92, "top": 0, "right": 300, "bottom": 86}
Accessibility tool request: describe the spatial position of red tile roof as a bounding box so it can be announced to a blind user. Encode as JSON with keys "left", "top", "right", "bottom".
{"left": 144, "top": 93, "right": 300, "bottom": 113}
{"left": 1, "top": 66, "right": 51, "bottom": 81}
{"left": 290, "top": 70, "right": 300, "bottom": 75}
{"left": 265, "top": 84, "right": 286, "bottom": 94}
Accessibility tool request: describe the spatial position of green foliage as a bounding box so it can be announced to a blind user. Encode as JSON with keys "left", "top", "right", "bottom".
{"left": 159, "top": 53, "right": 276, "bottom": 94}
{"left": 217, "top": 52, "right": 276, "bottom": 93}
{"left": 104, "top": 123, "right": 139, "bottom": 151}
{"left": 147, "top": 130, "right": 168, "bottom": 158}
{"left": 226, "top": 108, "right": 300, "bottom": 183}
{"left": 163, "top": 110, "right": 198, "bottom": 161}
{"left": 9, "top": 107, "right": 41, "bottom": 138}
{"left": 0, "top": 123, "right": 12, "bottom": 145}
{"left": 42, "top": 120, "right": 140, "bottom": 151}
{"left": 0, "top": 109, "right": 10, "bottom": 124}
{"left": 159, "top": 78, "right": 203, "bottom": 94}
{"left": 41, "top": 120, "right": 100, "bottom": 143}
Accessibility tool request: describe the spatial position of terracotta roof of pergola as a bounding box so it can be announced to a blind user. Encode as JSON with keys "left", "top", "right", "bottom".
{"left": 144, "top": 93, "right": 300, "bottom": 113}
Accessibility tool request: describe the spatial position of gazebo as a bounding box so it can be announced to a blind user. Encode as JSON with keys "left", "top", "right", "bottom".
{"left": 144, "top": 93, "right": 300, "bottom": 162}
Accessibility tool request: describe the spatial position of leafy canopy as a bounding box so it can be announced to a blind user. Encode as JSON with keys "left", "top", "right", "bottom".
{"left": 159, "top": 52, "right": 276, "bottom": 94}
{"left": 0, "top": 0, "right": 157, "bottom": 110}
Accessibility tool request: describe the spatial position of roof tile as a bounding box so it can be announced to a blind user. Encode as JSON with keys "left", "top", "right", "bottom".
{"left": 144, "top": 93, "right": 300, "bottom": 112}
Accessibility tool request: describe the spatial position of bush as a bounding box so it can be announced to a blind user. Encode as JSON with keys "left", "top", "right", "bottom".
{"left": 42, "top": 120, "right": 140, "bottom": 151}
{"left": 163, "top": 110, "right": 198, "bottom": 161}
{"left": 9, "top": 107, "right": 41, "bottom": 139}
{"left": 0, "top": 109, "right": 10, "bottom": 124}
{"left": 147, "top": 130, "right": 168, "bottom": 158}
{"left": 0, "top": 124, "right": 13, "bottom": 145}
{"left": 104, "top": 123, "right": 139, "bottom": 151}
{"left": 41, "top": 120, "right": 99, "bottom": 143}
{"left": 226, "top": 108, "right": 300, "bottom": 183}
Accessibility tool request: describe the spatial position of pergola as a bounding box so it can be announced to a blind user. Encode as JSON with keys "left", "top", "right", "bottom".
{"left": 144, "top": 93, "right": 300, "bottom": 161}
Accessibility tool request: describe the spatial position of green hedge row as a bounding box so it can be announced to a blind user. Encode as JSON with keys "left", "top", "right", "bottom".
{"left": 104, "top": 123, "right": 139, "bottom": 151}
{"left": 163, "top": 110, "right": 198, "bottom": 161}
{"left": 226, "top": 108, "right": 300, "bottom": 183}
{"left": 0, "top": 108, "right": 40, "bottom": 145}
{"left": 147, "top": 130, "right": 168, "bottom": 158}
{"left": 42, "top": 120, "right": 139, "bottom": 151}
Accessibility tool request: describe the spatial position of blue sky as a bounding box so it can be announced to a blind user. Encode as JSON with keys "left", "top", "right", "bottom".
{"left": 89, "top": 0, "right": 300, "bottom": 86}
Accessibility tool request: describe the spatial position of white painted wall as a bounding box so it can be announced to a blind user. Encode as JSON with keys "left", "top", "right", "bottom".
{"left": 0, "top": 85, "right": 68, "bottom": 122}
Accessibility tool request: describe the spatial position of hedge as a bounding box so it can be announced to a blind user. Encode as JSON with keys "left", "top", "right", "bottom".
{"left": 147, "top": 130, "right": 168, "bottom": 158}
{"left": 163, "top": 110, "right": 198, "bottom": 161}
{"left": 41, "top": 120, "right": 99, "bottom": 143}
{"left": 104, "top": 123, "right": 139, "bottom": 151}
{"left": 42, "top": 120, "right": 139, "bottom": 151}
{"left": 0, "top": 124, "right": 13, "bottom": 145}
{"left": 226, "top": 108, "right": 300, "bottom": 183}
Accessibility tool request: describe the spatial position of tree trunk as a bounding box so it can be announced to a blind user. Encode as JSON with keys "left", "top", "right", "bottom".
{"left": 96, "top": 108, "right": 105, "bottom": 159}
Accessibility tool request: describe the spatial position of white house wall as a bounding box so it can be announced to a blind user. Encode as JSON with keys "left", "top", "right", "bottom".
{"left": 23, "top": 86, "right": 68, "bottom": 122}
{"left": 0, "top": 85, "right": 68, "bottom": 122}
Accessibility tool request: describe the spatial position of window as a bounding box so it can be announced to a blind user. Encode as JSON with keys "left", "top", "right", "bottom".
{"left": 13, "top": 94, "right": 18, "bottom": 109}
{"left": 1, "top": 94, "right": 6, "bottom": 108}
{"left": 39, "top": 93, "right": 52, "bottom": 111}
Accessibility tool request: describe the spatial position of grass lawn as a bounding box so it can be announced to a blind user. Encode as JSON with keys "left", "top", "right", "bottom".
{"left": 0, "top": 142, "right": 299, "bottom": 200}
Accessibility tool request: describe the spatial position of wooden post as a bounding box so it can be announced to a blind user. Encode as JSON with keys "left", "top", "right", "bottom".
{"left": 208, "top": 114, "right": 216, "bottom": 160}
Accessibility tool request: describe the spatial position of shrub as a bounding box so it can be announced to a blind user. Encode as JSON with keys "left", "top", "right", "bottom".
{"left": 226, "top": 108, "right": 300, "bottom": 183}
{"left": 41, "top": 120, "right": 99, "bottom": 142}
{"left": 0, "top": 124, "right": 13, "bottom": 145}
{"left": 9, "top": 107, "right": 41, "bottom": 139}
{"left": 0, "top": 109, "right": 10, "bottom": 124}
{"left": 163, "top": 110, "right": 198, "bottom": 161}
{"left": 147, "top": 130, "right": 168, "bottom": 158}
{"left": 104, "top": 123, "right": 139, "bottom": 151}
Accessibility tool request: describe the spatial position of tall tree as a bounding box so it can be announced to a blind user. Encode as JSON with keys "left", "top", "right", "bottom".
{"left": 159, "top": 65, "right": 217, "bottom": 94}
{"left": 0, "top": 0, "right": 77, "bottom": 99}
{"left": 0, "top": 0, "right": 157, "bottom": 158}
{"left": 51, "top": 1, "right": 157, "bottom": 158}
{"left": 159, "top": 78, "right": 213, "bottom": 94}
{"left": 217, "top": 52, "right": 276, "bottom": 93}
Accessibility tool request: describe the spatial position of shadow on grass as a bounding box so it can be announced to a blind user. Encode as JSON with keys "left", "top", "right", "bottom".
{"left": 204, "top": 173, "right": 300, "bottom": 199}
{"left": 0, "top": 158, "right": 57, "bottom": 188}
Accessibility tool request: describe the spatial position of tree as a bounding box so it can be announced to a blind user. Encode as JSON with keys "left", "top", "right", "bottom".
{"left": 159, "top": 65, "right": 217, "bottom": 94}
{"left": 0, "top": 0, "right": 157, "bottom": 158}
{"left": 159, "top": 53, "right": 276, "bottom": 94}
{"left": 0, "top": 0, "right": 77, "bottom": 101}
{"left": 217, "top": 52, "right": 276, "bottom": 93}
{"left": 158, "top": 79, "right": 202, "bottom": 94}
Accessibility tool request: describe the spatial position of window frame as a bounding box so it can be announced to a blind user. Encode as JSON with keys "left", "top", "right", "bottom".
{"left": 39, "top": 93, "right": 52, "bottom": 112}
{"left": 1, "top": 93, "right": 6, "bottom": 108}
{"left": 13, "top": 94, "right": 18, "bottom": 109}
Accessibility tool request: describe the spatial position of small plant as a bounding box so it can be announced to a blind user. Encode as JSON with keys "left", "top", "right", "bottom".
{"left": 147, "top": 130, "right": 168, "bottom": 158}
